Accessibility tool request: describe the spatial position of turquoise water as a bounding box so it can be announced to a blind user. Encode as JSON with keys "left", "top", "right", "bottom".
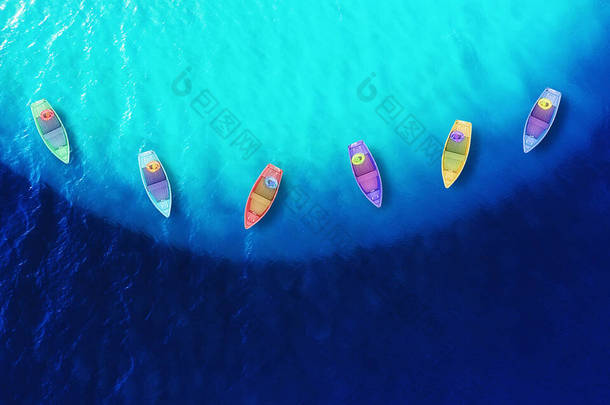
{"left": 1, "top": 0, "right": 608, "bottom": 261}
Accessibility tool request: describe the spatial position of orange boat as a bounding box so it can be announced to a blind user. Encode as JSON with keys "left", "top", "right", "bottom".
{"left": 244, "top": 164, "right": 283, "bottom": 229}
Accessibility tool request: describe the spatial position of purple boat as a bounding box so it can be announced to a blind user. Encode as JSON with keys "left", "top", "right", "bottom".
{"left": 348, "top": 140, "right": 382, "bottom": 207}
{"left": 523, "top": 88, "right": 562, "bottom": 153}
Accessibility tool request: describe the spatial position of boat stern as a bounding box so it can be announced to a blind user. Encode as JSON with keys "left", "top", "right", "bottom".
{"left": 244, "top": 213, "right": 259, "bottom": 229}
{"left": 57, "top": 147, "right": 70, "bottom": 164}
{"left": 157, "top": 199, "right": 171, "bottom": 218}
{"left": 443, "top": 172, "right": 456, "bottom": 188}
{"left": 523, "top": 134, "right": 539, "bottom": 153}
{"left": 367, "top": 190, "right": 382, "bottom": 207}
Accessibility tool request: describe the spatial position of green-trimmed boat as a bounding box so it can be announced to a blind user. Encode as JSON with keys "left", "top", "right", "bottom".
{"left": 30, "top": 99, "right": 70, "bottom": 164}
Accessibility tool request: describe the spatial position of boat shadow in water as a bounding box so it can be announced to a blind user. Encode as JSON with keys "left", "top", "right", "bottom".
{"left": 531, "top": 97, "right": 569, "bottom": 153}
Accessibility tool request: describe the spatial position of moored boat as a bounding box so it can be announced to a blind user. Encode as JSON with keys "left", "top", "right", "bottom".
{"left": 523, "top": 87, "right": 562, "bottom": 153}
{"left": 244, "top": 164, "right": 283, "bottom": 229}
{"left": 30, "top": 99, "right": 70, "bottom": 164}
{"left": 442, "top": 120, "right": 472, "bottom": 188}
{"left": 348, "top": 140, "right": 382, "bottom": 207}
{"left": 138, "top": 150, "right": 172, "bottom": 218}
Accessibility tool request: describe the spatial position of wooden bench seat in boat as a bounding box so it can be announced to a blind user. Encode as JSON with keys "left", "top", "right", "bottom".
{"left": 250, "top": 193, "right": 271, "bottom": 215}
{"left": 352, "top": 155, "right": 375, "bottom": 177}
{"left": 356, "top": 171, "right": 380, "bottom": 193}
{"left": 443, "top": 150, "right": 464, "bottom": 172}
{"left": 37, "top": 115, "right": 61, "bottom": 134}
{"left": 147, "top": 180, "right": 169, "bottom": 201}
{"left": 531, "top": 104, "right": 555, "bottom": 123}
{"left": 143, "top": 167, "right": 167, "bottom": 185}
{"left": 526, "top": 116, "right": 550, "bottom": 138}
{"left": 43, "top": 127, "right": 67, "bottom": 148}
{"left": 254, "top": 180, "right": 276, "bottom": 200}
{"left": 445, "top": 139, "right": 467, "bottom": 155}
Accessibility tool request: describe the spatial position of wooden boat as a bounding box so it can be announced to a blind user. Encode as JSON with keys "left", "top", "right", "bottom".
{"left": 523, "top": 88, "right": 561, "bottom": 153}
{"left": 30, "top": 99, "right": 70, "bottom": 164}
{"left": 348, "top": 140, "right": 382, "bottom": 207}
{"left": 244, "top": 164, "right": 282, "bottom": 229}
{"left": 138, "top": 150, "right": 172, "bottom": 218}
{"left": 442, "top": 120, "right": 472, "bottom": 188}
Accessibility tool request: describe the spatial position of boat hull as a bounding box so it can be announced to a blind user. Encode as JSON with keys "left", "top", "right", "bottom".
{"left": 441, "top": 120, "right": 472, "bottom": 188}
{"left": 244, "top": 164, "right": 283, "bottom": 229}
{"left": 523, "top": 87, "right": 561, "bottom": 153}
{"left": 30, "top": 99, "right": 70, "bottom": 164}
{"left": 138, "top": 150, "right": 172, "bottom": 218}
{"left": 348, "top": 140, "right": 382, "bottom": 207}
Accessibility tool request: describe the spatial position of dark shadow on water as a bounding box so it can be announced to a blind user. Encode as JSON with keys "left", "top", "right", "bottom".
{"left": 1, "top": 123, "right": 610, "bottom": 404}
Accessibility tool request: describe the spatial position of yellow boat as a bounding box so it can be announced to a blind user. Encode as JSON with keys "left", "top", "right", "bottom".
{"left": 441, "top": 120, "right": 472, "bottom": 188}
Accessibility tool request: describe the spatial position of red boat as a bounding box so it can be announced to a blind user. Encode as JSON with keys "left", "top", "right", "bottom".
{"left": 244, "top": 164, "right": 283, "bottom": 229}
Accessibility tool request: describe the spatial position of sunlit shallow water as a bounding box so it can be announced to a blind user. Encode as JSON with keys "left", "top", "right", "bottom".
{"left": 1, "top": 0, "right": 609, "bottom": 261}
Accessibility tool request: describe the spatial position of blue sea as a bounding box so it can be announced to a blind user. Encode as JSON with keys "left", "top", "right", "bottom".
{"left": 1, "top": 1, "right": 610, "bottom": 403}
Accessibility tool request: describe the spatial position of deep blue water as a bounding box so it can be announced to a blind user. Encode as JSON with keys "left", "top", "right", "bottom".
{"left": 2, "top": 1, "right": 610, "bottom": 404}
{"left": 1, "top": 123, "right": 609, "bottom": 403}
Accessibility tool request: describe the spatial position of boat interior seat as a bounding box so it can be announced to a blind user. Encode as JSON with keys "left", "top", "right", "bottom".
{"left": 443, "top": 151, "right": 464, "bottom": 172}
{"left": 443, "top": 150, "right": 464, "bottom": 161}
{"left": 147, "top": 180, "right": 169, "bottom": 201}
{"left": 43, "top": 127, "right": 67, "bottom": 148}
{"left": 250, "top": 193, "right": 271, "bottom": 215}
{"left": 356, "top": 171, "right": 380, "bottom": 193}
{"left": 531, "top": 104, "right": 555, "bottom": 123}
{"left": 445, "top": 138, "right": 467, "bottom": 155}
{"left": 254, "top": 179, "right": 277, "bottom": 200}
{"left": 143, "top": 166, "right": 167, "bottom": 185}
{"left": 37, "top": 115, "right": 61, "bottom": 134}
{"left": 352, "top": 154, "right": 375, "bottom": 177}
{"left": 444, "top": 158, "right": 462, "bottom": 172}
{"left": 526, "top": 116, "right": 549, "bottom": 138}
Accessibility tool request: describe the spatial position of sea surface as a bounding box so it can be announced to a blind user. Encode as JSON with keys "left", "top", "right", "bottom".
{"left": 1, "top": 1, "right": 610, "bottom": 404}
